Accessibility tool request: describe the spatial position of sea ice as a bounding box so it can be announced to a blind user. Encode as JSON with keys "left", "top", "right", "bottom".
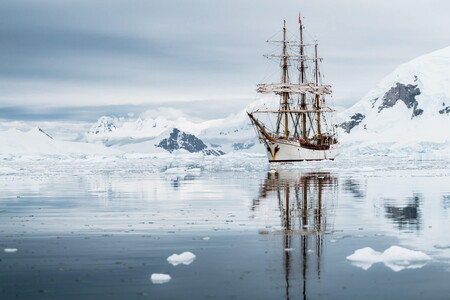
{"left": 0, "top": 167, "right": 19, "bottom": 175}
{"left": 4, "top": 248, "right": 18, "bottom": 253}
{"left": 167, "top": 251, "right": 196, "bottom": 266}
{"left": 346, "top": 246, "right": 431, "bottom": 271}
{"left": 151, "top": 273, "right": 171, "bottom": 284}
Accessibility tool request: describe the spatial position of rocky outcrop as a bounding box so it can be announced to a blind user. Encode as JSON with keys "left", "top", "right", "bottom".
{"left": 377, "top": 83, "right": 422, "bottom": 118}
{"left": 232, "top": 142, "right": 255, "bottom": 150}
{"left": 338, "top": 113, "right": 365, "bottom": 133}
{"left": 156, "top": 128, "right": 224, "bottom": 156}
{"left": 88, "top": 116, "right": 117, "bottom": 135}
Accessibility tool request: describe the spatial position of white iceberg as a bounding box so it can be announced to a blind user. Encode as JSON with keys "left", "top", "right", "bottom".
{"left": 346, "top": 246, "right": 431, "bottom": 271}
{"left": 167, "top": 251, "right": 196, "bottom": 266}
{"left": 151, "top": 273, "right": 171, "bottom": 284}
{"left": 4, "top": 248, "right": 18, "bottom": 253}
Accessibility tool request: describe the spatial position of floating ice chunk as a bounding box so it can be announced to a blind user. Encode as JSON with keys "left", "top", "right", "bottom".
{"left": 4, "top": 248, "right": 18, "bottom": 253}
{"left": 201, "top": 237, "right": 210, "bottom": 241}
{"left": 167, "top": 251, "right": 196, "bottom": 266}
{"left": 346, "top": 246, "right": 431, "bottom": 272}
{"left": 382, "top": 245, "right": 431, "bottom": 263}
{"left": 186, "top": 168, "right": 201, "bottom": 174}
{"left": 163, "top": 167, "right": 187, "bottom": 175}
{"left": 284, "top": 248, "right": 295, "bottom": 252}
{"left": 151, "top": 273, "right": 171, "bottom": 284}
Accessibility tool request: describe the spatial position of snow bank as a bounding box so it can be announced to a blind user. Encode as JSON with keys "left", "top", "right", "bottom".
{"left": 346, "top": 246, "right": 431, "bottom": 271}
{"left": 167, "top": 251, "right": 196, "bottom": 266}
{"left": 150, "top": 273, "right": 171, "bottom": 284}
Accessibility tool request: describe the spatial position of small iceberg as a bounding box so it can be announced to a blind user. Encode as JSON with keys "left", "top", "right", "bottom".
{"left": 167, "top": 251, "right": 196, "bottom": 266}
{"left": 4, "top": 248, "right": 18, "bottom": 253}
{"left": 346, "top": 246, "right": 431, "bottom": 272}
{"left": 151, "top": 273, "right": 171, "bottom": 284}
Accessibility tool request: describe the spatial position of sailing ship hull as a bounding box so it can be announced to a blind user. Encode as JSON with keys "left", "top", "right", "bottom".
{"left": 265, "top": 140, "right": 338, "bottom": 162}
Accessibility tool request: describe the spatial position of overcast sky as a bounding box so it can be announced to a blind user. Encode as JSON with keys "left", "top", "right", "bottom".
{"left": 1, "top": 0, "right": 449, "bottom": 122}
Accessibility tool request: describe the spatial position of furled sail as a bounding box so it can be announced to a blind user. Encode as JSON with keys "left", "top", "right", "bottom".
{"left": 256, "top": 83, "right": 332, "bottom": 95}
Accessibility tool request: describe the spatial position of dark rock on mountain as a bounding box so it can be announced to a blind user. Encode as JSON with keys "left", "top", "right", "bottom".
{"left": 156, "top": 128, "right": 224, "bottom": 156}
{"left": 89, "top": 116, "right": 117, "bottom": 135}
{"left": 202, "top": 149, "right": 225, "bottom": 156}
{"left": 338, "top": 113, "right": 365, "bottom": 133}
{"left": 439, "top": 106, "right": 450, "bottom": 114}
{"left": 377, "top": 83, "right": 422, "bottom": 118}
{"left": 232, "top": 142, "right": 255, "bottom": 150}
{"left": 38, "top": 127, "right": 53, "bottom": 139}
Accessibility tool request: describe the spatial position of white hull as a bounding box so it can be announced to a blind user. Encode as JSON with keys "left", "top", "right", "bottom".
{"left": 265, "top": 140, "right": 338, "bottom": 162}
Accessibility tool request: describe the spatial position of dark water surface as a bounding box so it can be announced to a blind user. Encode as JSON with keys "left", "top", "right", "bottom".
{"left": 1, "top": 159, "right": 450, "bottom": 299}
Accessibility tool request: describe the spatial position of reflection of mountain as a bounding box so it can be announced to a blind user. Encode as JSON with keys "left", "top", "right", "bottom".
{"left": 384, "top": 194, "right": 422, "bottom": 231}
{"left": 343, "top": 178, "right": 365, "bottom": 199}
{"left": 254, "top": 171, "right": 337, "bottom": 300}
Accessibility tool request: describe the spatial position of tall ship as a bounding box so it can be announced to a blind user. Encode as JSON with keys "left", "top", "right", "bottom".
{"left": 248, "top": 16, "right": 338, "bottom": 162}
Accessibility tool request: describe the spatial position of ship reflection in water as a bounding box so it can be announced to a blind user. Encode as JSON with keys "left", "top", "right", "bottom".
{"left": 253, "top": 170, "right": 338, "bottom": 300}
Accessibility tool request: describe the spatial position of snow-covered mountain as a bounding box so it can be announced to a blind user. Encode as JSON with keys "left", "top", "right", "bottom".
{"left": 83, "top": 105, "right": 265, "bottom": 154}
{"left": 0, "top": 127, "right": 120, "bottom": 159}
{"left": 336, "top": 46, "right": 450, "bottom": 157}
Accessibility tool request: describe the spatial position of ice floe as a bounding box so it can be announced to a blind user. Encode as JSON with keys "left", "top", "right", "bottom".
{"left": 151, "top": 273, "right": 171, "bottom": 284}
{"left": 346, "top": 246, "right": 431, "bottom": 271}
{"left": 167, "top": 251, "right": 196, "bottom": 266}
{"left": 4, "top": 248, "right": 18, "bottom": 253}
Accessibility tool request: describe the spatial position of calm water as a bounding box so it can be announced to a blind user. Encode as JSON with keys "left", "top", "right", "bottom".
{"left": 1, "top": 158, "right": 450, "bottom": 299}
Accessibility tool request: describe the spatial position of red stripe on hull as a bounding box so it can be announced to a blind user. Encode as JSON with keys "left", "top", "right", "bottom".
{"left": 269, "top": 159, "right": 335, "bottom": 163}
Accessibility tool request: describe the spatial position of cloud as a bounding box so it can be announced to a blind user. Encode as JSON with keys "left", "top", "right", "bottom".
{"left": 0, "top": 0, "right": 449, "bottom": 117}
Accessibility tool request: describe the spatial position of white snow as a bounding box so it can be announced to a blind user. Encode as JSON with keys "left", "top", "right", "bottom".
{"left": 0, "top": 127, "right": 120, "bottom": 160}
{"left": 4, "top": 248, "right": 18, "bottom": 253}
{"left": 167, "top": 251, "right": 196, "bottom": 266}
{"left": 150, "top": 273, "right": 171, "bottom": 284}
{"left": 346, "top": 246, "right": 431, "bottom": 271}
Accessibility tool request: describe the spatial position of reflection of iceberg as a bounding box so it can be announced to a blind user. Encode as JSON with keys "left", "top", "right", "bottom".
{"left": 346, "top": 246, "right": 431, "bottom": 272}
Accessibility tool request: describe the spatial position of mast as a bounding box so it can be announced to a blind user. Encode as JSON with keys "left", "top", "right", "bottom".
{"left": 282, "top": 20, "right": 289, "bottom": 139}
{"left": 314, "top": 43, "right": 321, "bottom": 139}
{"left": 299, "top": 14, "right": 307, "bottom": 140}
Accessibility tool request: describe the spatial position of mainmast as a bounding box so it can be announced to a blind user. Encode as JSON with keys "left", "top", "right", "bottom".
{"left": 299, "top": 14, "right": 307, "bottom": 140}
{"left": 282, "top": 20, "right": 289, "bottom": 139}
